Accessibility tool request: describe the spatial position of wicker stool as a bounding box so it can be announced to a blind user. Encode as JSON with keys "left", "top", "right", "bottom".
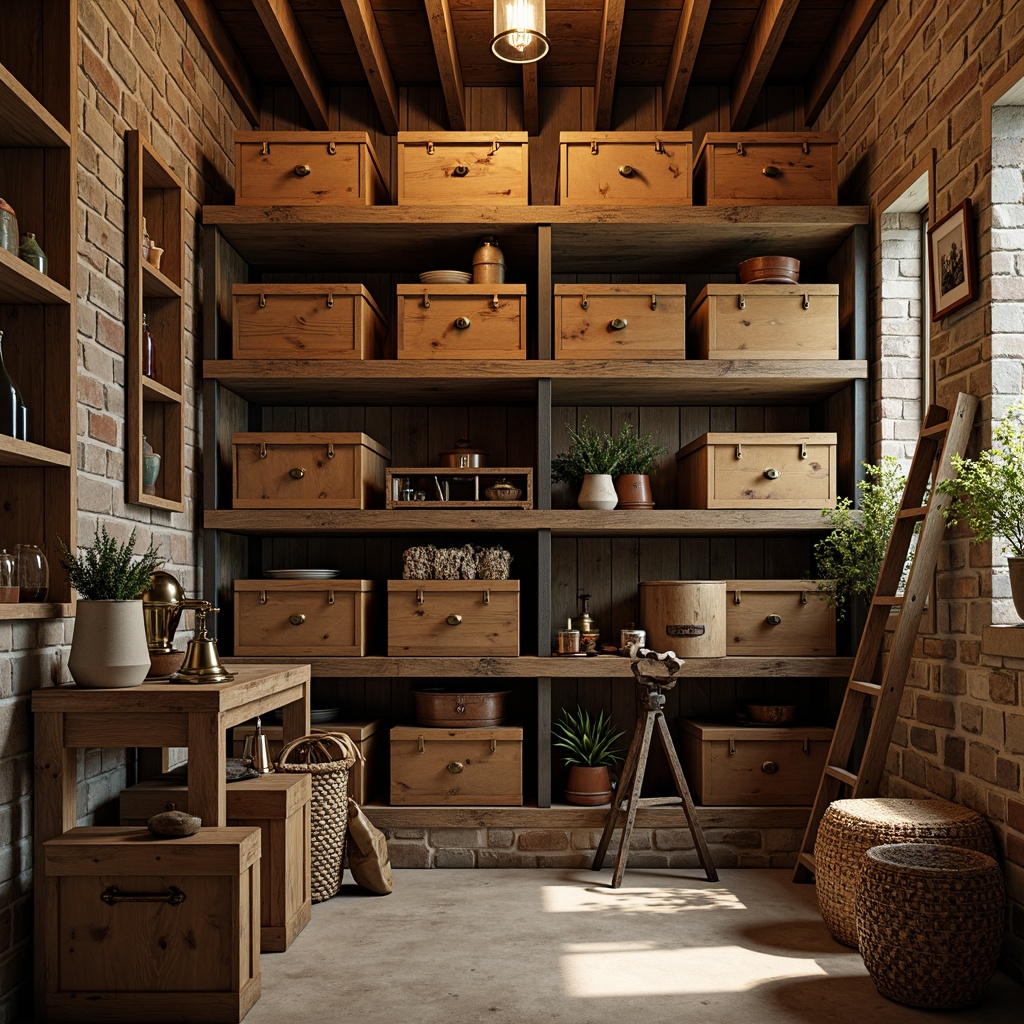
{"left": 856, "top": 843, "right": 1004, "bottom": 1008}
{"left": 814, "top": 797, "right": 995, "bottom": 947}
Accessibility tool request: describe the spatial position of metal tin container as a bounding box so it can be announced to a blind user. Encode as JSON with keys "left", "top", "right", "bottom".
{"left": 472, "top": 236, "right": 506, "bottom": 284}
{"left": 438, "top": 438, "right": 487, "bottom": 468}
{"left": 413, "top": 688, "right": 510, "bottom": 727}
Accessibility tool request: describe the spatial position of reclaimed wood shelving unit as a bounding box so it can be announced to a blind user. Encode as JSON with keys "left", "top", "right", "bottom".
{"left": 201, "top": 202, "right": 869, "bottom": 813}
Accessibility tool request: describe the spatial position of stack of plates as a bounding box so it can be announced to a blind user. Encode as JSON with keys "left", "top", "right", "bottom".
{"left": 265, "top": 569, "right": 341, "bottom": 580}
{"left": 273, "top": 707, "right": 342, "bottom": 724}
{"left": 419, "top": 270, "right": 472, "bottom": 284}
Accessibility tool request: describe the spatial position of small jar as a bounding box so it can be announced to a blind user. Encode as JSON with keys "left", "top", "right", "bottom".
{"left": 18, "top": 232, "right": 47, "bottom": 275}
{"left": 400, "top": 485, "right": 415, "bottom": 502}
{"left": 472, "top": 236, "right": 505, "bottom": 284}
{"left": 15, "top": 543, "right": 48, "bottom": 603}
{"left": 0, "top": 198, "right": 19, "bottom": 256}
{"left": 557, "top": 628, "right": 581, "bottom": 654}
{"left": 413, "top": 490, "right": 428, "bottom": 501}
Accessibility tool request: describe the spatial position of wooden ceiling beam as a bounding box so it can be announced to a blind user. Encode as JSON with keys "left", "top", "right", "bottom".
{"left": 662, "top": 0, "right": 713, "bottom": 131}
{"left": 730, "top": 0, "right": 800, "bottom": 131}
{"left": 174, "top": 0, "right": 259, "bottom": 126}
{"left": 804, "top": 0, "right": 887, "bottom": 126}
{"left": 253, "top": 0, "right": 329, "bottom": 129}
{"left": 424, "top": 0, "right": 467, "bottom": 131}
{"left": 523, "top": 64, "right": 539, "bottom": 137}
{"left": 594, "top": 0, "right": 626, "bottom": 130}
{"left": 338, "top": 0, "right": 400, "bottom": 135}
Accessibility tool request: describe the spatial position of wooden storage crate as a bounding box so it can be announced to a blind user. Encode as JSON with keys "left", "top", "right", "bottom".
{"left": 687, "top": 284, "right": 839, "bottom": 360}
{"left": 553, "top": 284, "right": 686, "bottom": 359}
{"left": 231, "top": 284, "right": 388, "bottom": 360}
{"left": 233, "top": 579, "right": 378, "bottom": 657}
{"left": 232, "top": 432, "right": 391, "bottom": 509}
{"left": 680, "top": 720, "right": 835, "bottom": 805}
{"left": 119, "top": 774, "right": 312, "bottom": 953}
{"left": 725, "top": 580, "right": 836, "bottom": 656}
{"left": 693, "top": 132, "right": 839, "bottom": 205}
{"left": 396, "top": 285, "right": 528, "bottom": 359}
{"left": 234, "top": 131, "right": 388, "bottom": 206}
{"left": 676, "top": 432, "right": 837, "bottom": 509}
{"left": 558, "top": 131, "right": 693, "bottom": 205}
{"left": 397, "top": 131, "right": 529, "bottom": 205}
{"left": 387, "top": 579, "right": 520, "bottom": 657}
{"left": 390, "top": 725, "right": 523, "bottom": 805}
{"left": 386, "top": 467, "right": 533, "bottom": 508}
{"left": 42, "top": 826, "right": 261, "bottom": 1023}
{"left": 231, "top": 720, "right": 384, "bottom": 805}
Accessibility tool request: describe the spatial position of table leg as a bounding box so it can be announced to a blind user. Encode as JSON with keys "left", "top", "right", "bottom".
{"left": 187, "top": 711, "right": 227, "bottom": 826}
{"left": 279, "top": 676, "right": 311, "bottom": 747}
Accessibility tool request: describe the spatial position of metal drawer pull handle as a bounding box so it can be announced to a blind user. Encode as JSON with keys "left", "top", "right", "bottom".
{"left": 416, "top": 589, "right": 425, "bottom": 605}
{"left": 454, "top": 316, "right": 471, "bottom": 329}
{"left": 446, "top": 614, "right": 463, "bottom": 626}
{"left": 294, "top": 164, "right": 311, "bottom": 177}
{"left": 418, "top": 735, "right": 425, "bottom": 752}
{"left": 733, "top": 590, "right": 742, "bottom": 604}
{"left": 803, "top": 294, "right": 810, "bottom": 309}
{"left": 489, "top": 139, "right": 501, "bottom": 155}
{"left": 327, "top": 141, "right": 337, "bottom": 155}
{"left": 610, "top": 318, "right": 627, "bottom": 330}
{"left": 421, "top": 293, "right": 430, "bottom": 308}
{"left": 491, "top": 294, "right": 500, "bottom": 310}
{"left": 801, "top": 141, "right": 810, "bottom": 154}
{"left": 328, "top": 590, "right": 335, "bottom": 605}
{"left": 259, "top": 292, "right": 266, "bottom": 308}
{"left": 764, "top": 468, "right": 780, "bottom": 479}
{"left": 765, "top": 614, "right": 782, "bottom": 626}
{"left": 490, "top": 738, "right": 497, "bottom": 752}
{"left": 447, "top": 761, "right": 464, "bottom": 774}
{"left": 580, "top": 295, "right": 588, "bottom": 310}
{"left": 734, "top": 444, "right": 743, "bottom": 459}
{"left": 761, "top": 761, "right": 780, "bottom": 775}
{"left": 259, "top": 590, "right": 267, "bottom": 604}
{"left": 762, "top": 165, "right": 780, "bottom": 178}
{"left": 590, "top": 140, "right": 599, "bottom": 155}
{"left": 289, "top": 614, "right": 306, "bottom": 626}
{"left": 327, "top": 442, "right": 335, "bottom": 459}
{"left": 728, "top": 737, "right": 736, "bottom": 754}
{"left": 735, "top": 142, "right": 745, "bottom": 156}
{"left": 799, "top": 443, "right": 808, "bottom": 459}
{"left": 482, "top": 590, "right": 490, "bottom": 605}
{"left": 737, "top": 294, "right": 746, "bottom": 310}
{"left": 650, "top": 294, "right": 657, "bottom": 310}
{"left": 456, "top": 702, "right": 466, "bottom": 714}
{"left": 101, "top": 885, "right": 186, "bottom": 907}
{"left": 452, "top": 165, "right": 469, "bottom": 177}
{"left": 260, "top": 141, "right": 270, "bottom": 155}
{"left": 326, "top": 292, "right": 334, "bottom": 308}
{"left": 653, "top": 139, "right": 664, "bottom": 154}
{"left": 259, "top": 441, "right": 268, "bottom": 458}
{"left": 618, "top": 164, "right": 635, "bottom": 177}
{"left": 426, "top": 141, "right": 435, "bottom": 155}
{"left": 289, "top": 467, "right": 306, "bottom": 479}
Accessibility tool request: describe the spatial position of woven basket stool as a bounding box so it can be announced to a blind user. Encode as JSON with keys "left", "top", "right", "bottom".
{"left": 856, "top": 843, "right": 1004, "bottom": 1009}
{"left": 814, "top": 797, "right": 995, "bottom": 947}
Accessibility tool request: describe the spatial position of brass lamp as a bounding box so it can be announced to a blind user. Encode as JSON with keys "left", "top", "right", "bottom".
{"left": 169, "top": 602, "right": 236, "bottom": 684}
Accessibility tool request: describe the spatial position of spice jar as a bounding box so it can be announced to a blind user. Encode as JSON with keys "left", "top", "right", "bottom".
{"left": 0, "top": 199, "right": 18, "bottom": 256}
{"left": 472, "top": 236, "right": 505, "bottom": 284}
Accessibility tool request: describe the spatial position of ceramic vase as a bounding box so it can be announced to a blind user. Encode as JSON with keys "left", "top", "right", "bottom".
{"left": 68, "top": 600, "right": 151, "bottom": 688}
{"left": 1009, "top": 557, "right": 1024, "bottom": 620}
{"left": 564, "top": 765, "right": 613, "bottom": 806}
{"left": 615, "top": 473, "right": 654, "bottom": 510}
{"left": 578, "top": 473, "right": 618, "bottom": 510}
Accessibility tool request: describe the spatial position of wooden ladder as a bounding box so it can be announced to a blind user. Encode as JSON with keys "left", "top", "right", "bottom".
{"left": 792, "top": 392, "right": 978, "bottom": 882}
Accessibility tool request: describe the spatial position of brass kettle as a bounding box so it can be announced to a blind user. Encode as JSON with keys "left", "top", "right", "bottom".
{"left": 142, "top": 570, "right": 206, "bottom": 654}
{"left": 169, "top": 602, "right": 236, "bottom": 684}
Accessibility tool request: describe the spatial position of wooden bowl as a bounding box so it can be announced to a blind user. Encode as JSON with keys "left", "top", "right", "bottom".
{"left": 746, "top": 703, "right": 798, "bottom": 725}
{"left": 147, "top": 649, "right": 186, "bottom": 678}
{"left": 738, "top": 256, "right": 800, "bottom": 284}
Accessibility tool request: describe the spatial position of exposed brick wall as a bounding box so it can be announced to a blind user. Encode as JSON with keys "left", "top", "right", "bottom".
{"left": 819, "top": 0, "right": 1024, "bottom": 983}
{"left": 0, "top": 2, "right": 247, "bottom": 1020}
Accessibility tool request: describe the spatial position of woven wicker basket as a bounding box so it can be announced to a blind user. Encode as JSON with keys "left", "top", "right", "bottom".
{"left": 856, "top": 843, "right": 1004, "bottom": 1008}
{"left": 277, "top": 732, "right": 361, "bottom": 903}
{"left": 813, "top": 797, "right": 995, "bottom": 947}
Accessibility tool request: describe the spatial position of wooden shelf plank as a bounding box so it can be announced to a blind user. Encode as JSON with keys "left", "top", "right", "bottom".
{"left": 0, "top": 436, "right": 73, "bottom": 469}
{"left": 202, "top": 358, "right": 867, "bottom": 407}
{"left": 134, "top": 492, "right": 184, "bottom": 513}
{"left": 204, "top": 508, "right": 834, "bottom": 535}
{"left": 0, "top": 247, "right": 72, "bottom": 304}
{"left": 0, "top": 602, "right": 73, "bottom": 620}
{"left": 200, "top": 204, "right": 870, "bottom": 273}
{"left": 142, "top": 376, "right": 184, "bottom": 403}
{"left": 0, "top": 63, "right": 72, "bottom": 148}
{"left": 142, "top": 259, "right": 182, "bottom": 298}
{"left": 225, "top": 654, "right": 853, "bottom": 678}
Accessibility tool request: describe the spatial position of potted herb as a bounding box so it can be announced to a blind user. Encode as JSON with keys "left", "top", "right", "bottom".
{"left": 553, "top": 705, "right": 624, "bottom": 805}
{"left": 813, "top": 457, "right": 908, "bottom": 623}
{"left": 58, "top": 525, "right": 164, "bottom": 689}
{"left": 551, "top": 418, "right": 622, "bottom": 509}
{"left": 937, "top": 400, "right": 1024, "bottom": 619}
{"left": 612, "top": 421, "right": 668, "bottom": 510}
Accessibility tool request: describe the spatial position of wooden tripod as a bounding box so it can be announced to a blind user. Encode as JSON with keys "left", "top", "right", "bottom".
{"left": 592, "top": 661, "right": 718, "bottom": 888}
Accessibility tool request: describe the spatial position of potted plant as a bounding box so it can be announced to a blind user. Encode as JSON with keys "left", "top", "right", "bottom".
{"left": 937, "top": 400, "right": 1024, "bottom": 618}
{"left": 553, "top": 705, "right": 624, "bottom": 805}
{"left": 58, "top": 525, "right": 164, "bottom": 689}
{"left": 611, "top": 421, "right": 668, "bottom": 510}
{"left": 551, "top": 418, "right": 622, "bottom": 509}
{"left": 813, "top": 456, "right": 908, "bottom": 623}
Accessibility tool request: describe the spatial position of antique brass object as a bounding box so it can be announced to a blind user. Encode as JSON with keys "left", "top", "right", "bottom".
{"left": 142, "top": 570, "right": 206, "bottom": 654}
{"left": 169, "top": 602, "right": 236, "bottom": 684}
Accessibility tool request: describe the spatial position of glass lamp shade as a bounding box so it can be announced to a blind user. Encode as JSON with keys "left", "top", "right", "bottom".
{"left": 492, "top": 0, "right": 549, "bottom": 63}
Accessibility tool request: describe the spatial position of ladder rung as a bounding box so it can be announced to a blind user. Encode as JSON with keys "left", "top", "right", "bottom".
{"left": 849, "top": 680, "right": 882, "bottom": 695}
{"left": 636, "top": 797, "right": 682, "bottom": 807}
{"left": 825, "top": 766, "right": 858, "bottom": 787}
{"left": 897, "top": 505, "right": 929, "bottom": 521}
{"left": 872, "top": 595, "right": 904, "bottom": 607}
{"left": 919, "top": 421, "right": 949, "bottom": 438}
{"left": 797, "top": 851, "right": 816, "bottom": 873}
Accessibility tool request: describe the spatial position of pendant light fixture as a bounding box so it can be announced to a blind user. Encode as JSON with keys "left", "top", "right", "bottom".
{"left": 491, "top": 0, "right": 550, "bottom": 64}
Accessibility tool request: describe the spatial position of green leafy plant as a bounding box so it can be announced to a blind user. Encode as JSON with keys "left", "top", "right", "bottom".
{"left": 58, "top": 525, "right": 164, "bottom": 601}
{"left": 813, "top": 456, "right": 908, "bottom": 622}
{"left": 552, "top": 706, "right": 624, "bottom": 767}
{"left": 937, "top": 401, "right": 1024, "bottom": 557}
{"left": 551, "top": 418, "right": 622, "bottom": 486}
{"left": 612, "top": 421, "right": 668, "bottom": 476}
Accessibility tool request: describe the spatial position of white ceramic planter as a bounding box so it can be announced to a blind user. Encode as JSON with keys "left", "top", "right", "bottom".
{"left": 578, "top": 473, "right": 618, "bottom": 510}
{"left": 68, "top": 599, "right": 151, "bottom": 688}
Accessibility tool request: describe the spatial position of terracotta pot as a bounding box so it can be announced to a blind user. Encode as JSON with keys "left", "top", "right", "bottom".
{"left": 578, "top": 473, "right": 618, "bottom": 510}
{"left": 1009, "top": 557, "right": 1024, "bottom": 620}
{"left": 68, "top": 600, "right": 151, "bottom": 689}
{"left": 615, "top": 473, "right": 654, "bottom": 510}
{"left": 564, "top": 765, "right": 613, "bottom": 806}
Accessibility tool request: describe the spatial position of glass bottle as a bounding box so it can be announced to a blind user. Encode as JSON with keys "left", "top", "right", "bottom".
{"left": 142, "top": 312, "right": 155, "bottom": 379}
{"left": 0, "top": 549, "right": 18, "bottom": 603}
{"left": 141, "top": 216, "right": 151, "bottom": 261}
{"left": 15, "top": 543, "right": 48, "bottom": 603}
{"left": 18, "top": 232, "right": 47, "bottom": 275}
{"left": 0, "top": 330, "right": 19, "bottom": 438}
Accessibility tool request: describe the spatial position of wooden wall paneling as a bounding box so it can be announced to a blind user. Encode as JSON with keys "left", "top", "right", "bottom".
{"left": 610, "top": 87, "right": 660, "bottom": 132}
{"left": 389, "top": 406, "right": 430, "bottom": 466}
{"left": 640, "top": 405, "right": 680, "bottom": 512}
{"left": 681, "top": 85, "right": 728, "bottom": 145}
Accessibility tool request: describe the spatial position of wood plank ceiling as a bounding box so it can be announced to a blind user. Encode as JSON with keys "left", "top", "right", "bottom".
{"left": 176, "top": 0, "right": 884, "bottom": 135}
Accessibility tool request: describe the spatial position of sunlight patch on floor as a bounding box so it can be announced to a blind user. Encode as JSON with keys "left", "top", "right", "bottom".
{"left": 561, "top": 943, "right": 829, "bottom": 996}
{"left": 542, "top": 884, "right": 746, "bottom": 914}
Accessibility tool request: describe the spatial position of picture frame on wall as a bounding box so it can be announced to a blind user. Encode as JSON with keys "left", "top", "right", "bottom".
{"left": 928, "top": 198, "right": 977, "bottom": 320}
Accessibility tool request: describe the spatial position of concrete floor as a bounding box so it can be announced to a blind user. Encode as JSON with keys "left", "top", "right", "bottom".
{"left": 248, "top": 868, "right": 1021, "bottom": 1024}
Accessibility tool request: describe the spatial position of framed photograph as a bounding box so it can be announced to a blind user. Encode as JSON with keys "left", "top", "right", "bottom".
{"left": 928, "top": 198, "right": 976, "bottom": 320}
